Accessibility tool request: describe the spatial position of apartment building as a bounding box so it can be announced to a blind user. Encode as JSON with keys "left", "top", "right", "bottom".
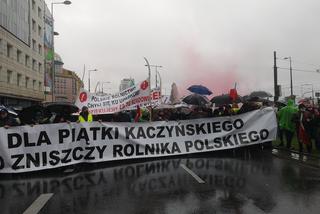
{"left": 53, "top": 68, "right": 84, "bottom": 103}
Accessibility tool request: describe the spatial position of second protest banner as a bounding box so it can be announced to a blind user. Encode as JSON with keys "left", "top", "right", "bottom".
{"left": 75, "top": 79, "right": 161, "bottom": 115}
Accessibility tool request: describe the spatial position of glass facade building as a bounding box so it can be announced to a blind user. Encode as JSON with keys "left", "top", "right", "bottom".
{"left": 0, "top": 0, "right": 30, "bottom": 44}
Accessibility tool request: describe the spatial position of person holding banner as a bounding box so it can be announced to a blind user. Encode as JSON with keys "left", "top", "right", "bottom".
{"left": 0, "top": 108, "right": 20, "bottom": 128}
{"left": 78, "top": 106, "right": 93, "bottom": 123}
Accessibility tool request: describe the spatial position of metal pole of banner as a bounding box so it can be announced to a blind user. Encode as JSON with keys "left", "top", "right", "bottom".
{"left": 157, "top": 70, "right": 162, "bottom": 103}
{"left": 144, "top": 57, "right": 152, "bottom": 121}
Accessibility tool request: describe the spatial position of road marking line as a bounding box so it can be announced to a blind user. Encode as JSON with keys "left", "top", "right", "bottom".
{"left": 23, "top": 193, "right": 54, "bottom": 214}
{"left": 180, "top": 164, "right": 205, "bottom": 184}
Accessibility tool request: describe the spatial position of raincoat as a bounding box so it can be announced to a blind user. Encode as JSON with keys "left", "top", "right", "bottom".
{"left": 277, "top": 99, "right": 298, "bottom": 132}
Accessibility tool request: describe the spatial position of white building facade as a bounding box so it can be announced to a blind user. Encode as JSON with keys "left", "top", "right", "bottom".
{"left": 119, "top": 78, "right": 134, "bottom": 92}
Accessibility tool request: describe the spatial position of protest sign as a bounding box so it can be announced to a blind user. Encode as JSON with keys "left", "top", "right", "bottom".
{"left": 0, "top": 108, "right": 277, "bottom": 173}
{"left": 75, "top": 79, "right": 161, "bottom": 115}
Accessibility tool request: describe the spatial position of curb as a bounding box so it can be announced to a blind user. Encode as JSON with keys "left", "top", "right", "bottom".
{"left": 272, "top": 146, "right": 320, "bottom": 169}
{"left": 273, "top": 146, "right": 320, "bottom": 159}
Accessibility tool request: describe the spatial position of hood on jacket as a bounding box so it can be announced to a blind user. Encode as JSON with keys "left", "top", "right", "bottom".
{"left": 287, "top": 99, "right": 294, "bottom": 107}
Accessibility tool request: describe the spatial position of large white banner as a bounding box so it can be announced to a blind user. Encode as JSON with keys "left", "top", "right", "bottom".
{"left": 75, "top": 80, "right": 161, "bottom": 115}
{"left": 0, "top": 108, "right": 277, "bottom": 173}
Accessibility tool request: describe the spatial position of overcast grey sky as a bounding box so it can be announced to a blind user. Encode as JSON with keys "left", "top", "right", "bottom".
{"left": 47, "top": 0, "right": 320, "bottom": 96}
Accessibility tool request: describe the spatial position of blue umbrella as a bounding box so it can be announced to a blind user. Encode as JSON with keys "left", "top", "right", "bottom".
{"left": 187, "top": 85, "right": 212, "bottom": 95}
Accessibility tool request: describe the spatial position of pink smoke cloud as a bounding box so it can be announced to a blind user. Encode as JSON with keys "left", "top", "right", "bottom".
{"left": 177, "top": 44, "right": 251, "bottom": 97}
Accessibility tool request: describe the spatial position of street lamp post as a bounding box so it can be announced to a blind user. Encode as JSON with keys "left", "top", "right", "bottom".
{"left": 88, "top": 69, "right": 98, "bottom": 92}
{"left": 50, "top": 0, "right": 72, "bottom": 102}
{"left": 283, "top": 57, "right": 293, "bottom": 97}
{"left": 149, "top": 65, "right": 162, "bottom": 88}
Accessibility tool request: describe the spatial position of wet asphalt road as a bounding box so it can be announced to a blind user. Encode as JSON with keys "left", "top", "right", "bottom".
{"left": 1, "top": 148, "right": 320, "bottom": 214}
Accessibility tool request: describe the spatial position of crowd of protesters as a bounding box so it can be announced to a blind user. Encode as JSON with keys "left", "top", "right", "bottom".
{"left": 1, "top": 96, "right": 319, "bottom": 155}
{"left": 277, "top": 99, "right": 320, "bottom": 154}
{"left": 0, "top": 97, "right": 265, "bottom": 129}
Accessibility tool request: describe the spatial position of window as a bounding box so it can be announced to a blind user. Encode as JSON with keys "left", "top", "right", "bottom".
{"left": 32, "top": 19, "right": 36, "bottom": 32}
{"left": 25, "top": 77, "right": 29, "bottom": 88}
{"left": 32, "top": 59, "right": 36, "bottom": 70}
{"left": 32, "top": 0, "right": 36, "bottom": 10}
{"left": 38, "top": 62, "right": 42, "bottom": 72}
{"left": 39, "top": 82, "right": 42, "bottom": 91}
{"left": 38, "top": 25, "right": 42, "bottom": 37}
{"left": 17, "top": 49, "right": 22, "bottom": 63}
{"left": 7, "top": 43, "right": 12, "bottom": 58}
{"left": 17, "top": 73, "right": 22, "bottom": 86}
{"left": 38, "top": 44, "right": 42, "bottom": 55}
{"left": 7, "top": 70, "right": 12, "bottom": 84}
{"left": 72, "top": 80, "right": 77, "bottom": 95}
{"left": 38, "top": 7, "right": 42, "bottom": 19}
{"left": 25, "top": 55, "right": 30, "bottom": 67}
{"left": 32, "top": 39, "right": 36, "bottom": 51}
{"left": 33, "top": 80, "right": 37, "bottom": 90}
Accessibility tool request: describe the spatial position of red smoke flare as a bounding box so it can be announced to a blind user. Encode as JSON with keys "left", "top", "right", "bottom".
{"left": 178, "top": 44, "right": 247, "bottom": 97}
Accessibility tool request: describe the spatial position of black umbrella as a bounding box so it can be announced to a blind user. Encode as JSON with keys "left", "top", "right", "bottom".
{"left": 0, "top": 105, "right": 18, "bottom": 117}
{"left": 244, "top": 96, "right": 274, "bottom": 106}
{"left": 19, "top": 105, "right": 51, "bottom": 124}
{"left": 182, "top": 94, "right": 209, "bottom": 106}
{"left": 44, "top": 102, "right": 79, "bottom": 114}
{"left": 249, "top": 91, "right": 272, "bottom": 98}
{"left": 210, "top": 94, "right": 242, "bottom": 107}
